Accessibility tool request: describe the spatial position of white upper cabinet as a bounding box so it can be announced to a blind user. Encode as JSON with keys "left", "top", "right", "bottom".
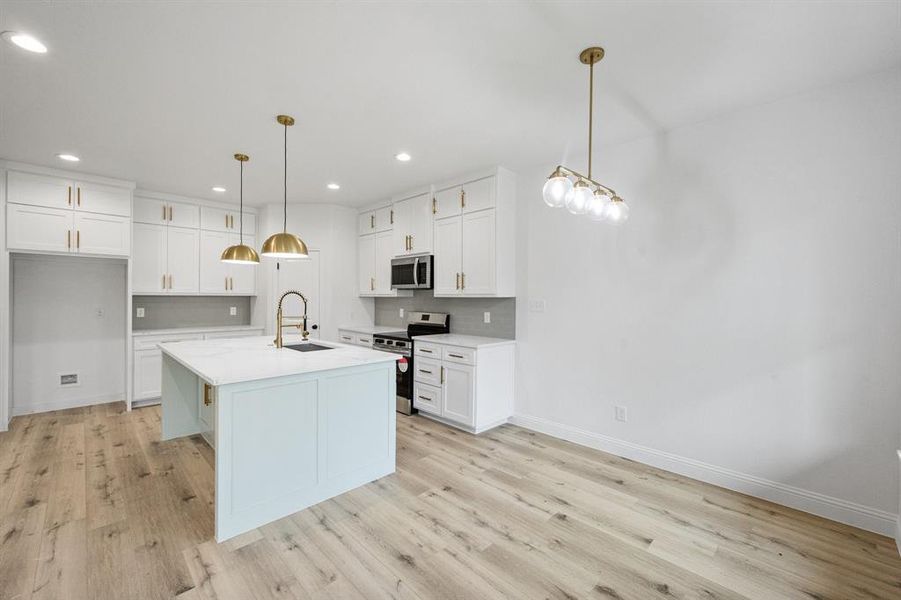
{"left": 199, "top": 230, "right": 256, "bottom": 295}
{"left": 358, "top": 233, "right": 376, "bottom": 295}
{"left": 7, "top": 171, "right": 74, "bottom": 210}
{"left": 374, "top": 230, "right": 394, "bottom": 294}
{"left": 134, "top": 196, "right": 199, "bottom": 228}
{"left": 6, "top": 170, "right": 132, "bottom": 257}
{"left": 431, "top": 168, "right": 515, "bottom": 297}
{"left": 359, "top": 211, "right": 376, "bottom": 235}
{"left": 166, "top": 227, "right": 200, "bottom": 294}
{"left": 201, "top": 205, "right": 255, "bottom": 234}
{"left": 392, "top": 192, "right": 432, "bottom": 256}
{"left": 375, "top": 206, "right": 393, "bottom": 232}
{"left": 132, "top": 223, "right": 168, "bottom": 293}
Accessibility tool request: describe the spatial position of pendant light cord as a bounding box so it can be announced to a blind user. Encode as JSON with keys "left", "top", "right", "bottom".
{"left": 239, "top": 160, "right": 244, "bottom": 245}
{"left": 588, "top": 60, "right": 594, "bottom": 180}
{"left": 283, "top": 122, "right": 288, "bottom": 233}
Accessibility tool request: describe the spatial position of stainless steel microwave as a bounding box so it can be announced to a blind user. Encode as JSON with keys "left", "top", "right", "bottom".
{"left": 391, "top": 255, "right": 433, "bottom": 289}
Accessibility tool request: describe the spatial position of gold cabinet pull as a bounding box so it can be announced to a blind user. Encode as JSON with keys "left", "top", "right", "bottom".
{"left": 162, "top": 205, "right": 167, "bottom": 221}
{"left": 67, "top": 230, "right": 71, "bottom": 249}
{"left": 409, "top": 235, "right": 413, "bottom": 250}
{"left": 76, "top": 230, "right": 80, "bottom": 249}
{"left": 67, "top": 186, "right": 72, "bottom": 206}
{"left": 162, "top": 274, "right": 166, "bottom": 290}
{"left": 203, "top": 383, "right": 213, "bottom": 406}
{"left": 168, "top": 205, "right": 173, "bottom": 221}
{"left": 370, "top": 214, "right": 375, "bottom": 229}
{"left": 432, "top": 197, "right": 437, "bottom": 214}
{"left": 455, "top": 273, "right": 460, "bottom": 290}
{"left": 77, "top": 187, "right": 81, "bottom": 207}
{"left": 370, "top": 277, "right": 375, "bottom": 291}
{"left": 461, "top": 273, "right": 465, "bottom": 290}
{"left": 461, "top": 189, "right": 465, "bottom": 208}
{"left": 440, "top": 366, "right": 445, "bottom": 384}
{"left": 225, "top": 276, "right": 228, "bottom": 290}
{"left": 230, "top": 277, "right": 234, "bottom": 291}
{"left": 390, "top": 209, "right": 394, "bottom": 224}
{"left": 168, "top": 274, "right": 173, "bottom": 289}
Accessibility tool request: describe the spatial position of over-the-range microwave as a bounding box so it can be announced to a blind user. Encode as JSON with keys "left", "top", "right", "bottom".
{"left": 390, "top": 255, "right": 433, "bottom": 290}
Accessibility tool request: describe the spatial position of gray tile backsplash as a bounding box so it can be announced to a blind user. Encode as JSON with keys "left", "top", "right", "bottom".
{"left": 133, "top": 296, "right": 251, "bottom": 330}
{"left": 374, "top": 292, "right": 515, "bottom": 338}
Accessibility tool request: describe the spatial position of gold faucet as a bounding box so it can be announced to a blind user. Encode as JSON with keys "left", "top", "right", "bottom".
{"left": 274, "top": 290, "right": 309, "bottom": 348}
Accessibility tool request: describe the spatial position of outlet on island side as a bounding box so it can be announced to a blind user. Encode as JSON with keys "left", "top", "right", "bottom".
{"left": 615, "top": 405, "right": 628, "bottom": 423}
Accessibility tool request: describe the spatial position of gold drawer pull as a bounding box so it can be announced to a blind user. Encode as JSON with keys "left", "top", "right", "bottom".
{"left": 449, "top": 353, "right": 464, "bottom": 359}
{"left": 419, "top": 369, "right": 432, "bottom": 374}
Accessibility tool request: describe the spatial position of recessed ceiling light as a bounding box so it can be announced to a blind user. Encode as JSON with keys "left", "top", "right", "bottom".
{"left": 212, "top": 186, "right": 227, "bottom": 193}
{"left": 395, "top": 152, "right": 411, "bottom": 162}
{"left": 327, "top": 183, "right": 340, "bottom": 190}
{"left": 56, "top": 153, "right": 80, "bottom": 162}
{"left": 1, "top": 31, "right": 47, "bottom": 54}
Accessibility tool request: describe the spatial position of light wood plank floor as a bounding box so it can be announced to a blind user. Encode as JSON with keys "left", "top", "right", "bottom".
{"left": 1, "top": 402, "right": 899, "bottom": 599}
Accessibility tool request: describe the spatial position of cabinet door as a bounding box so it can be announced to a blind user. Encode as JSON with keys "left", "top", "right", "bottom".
{"left": 407, "top": 193, "right": 433, "bottom": 254}
{"left": 167, "top": 226, "right": 200, "bottom": 294}
{"left": 74, "top": 181, "right": 131, "bottom": 216}
{"left": 391, "top": 201, "right": 411, "bottom": 256}
{"left": 433, "top": 216, "right": 462, "bottom": 296}
{"left": 374, "top": 230, "right": 394, "bottom": 294}
{"left": 132, "top": 223, "right": 168, "bottom": 293}
{"left": 133, "top": 197, "right": 168, "bottom": 225}
{"left": 375, "top": 206, "right": 393, "bottom": 233}
{"left": 358, "top": 211, "right": 376, "bottom": 235}
{"left": 461, "top": 210, "right": 496, "bottom": 295}
{"left": 7, "top": 171, "right": 74, "bottom": 210}
{"left": 442, "top": 363, "right": 475, "bottom": 426}
{"left": 358, "top": 234, "right": 376, "bottom": 295}
{"left": 229, "top": 235, "right": 257, "bottom": 295}
{"left": 462, "top": 176, "right": 495, "bottom": 214}
{"left": 134, "top": 349, "right": 162, "bottom": 400}
{"left": 199, "top": 230, "right": 231, "bottom": 294}
{"left": 433, "top": 185, "right": 462, "bottom": 220}
{"left": 235, "top": 211, "right": 255, "bottom": 237}
{"left": 6, "top": 204, "right": 73, "bottom": 253}
{"left": 201, "top": 206, "right": 233, "bottom": 232}
{"left": 74, "top": 212, "right": 130, "bottom": 257}
{"left": 168, "top": 201, "right": 200, "bottom": 229}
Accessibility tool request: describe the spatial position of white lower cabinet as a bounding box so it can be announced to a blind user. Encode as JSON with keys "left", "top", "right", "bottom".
{"left": 412, "top": 337, "right": 514, "bottom": 433}
{"left": 132, "top": 328, "right": 262, "bottom": 404}
{"left": 337, "top": 329, "right": 376, "bottom": 347}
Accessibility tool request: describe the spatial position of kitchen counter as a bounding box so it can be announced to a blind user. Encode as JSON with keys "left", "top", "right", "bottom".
{"left": 159, "top": 335, "right": 399, "bottom": 386}
{"left": 133, "top": 324, "right": 264, "bottom": 337}
{"left": 338, "top": 324, "right": 400, "bottom": 335}
{"left": 412, "top": 333, "right": 515, "bottom": 349}
{"left": 159, "top": 334, "right": 398, "bottom": 542}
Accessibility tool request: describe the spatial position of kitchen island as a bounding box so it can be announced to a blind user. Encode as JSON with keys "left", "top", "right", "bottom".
{"left": 158, "top": 335, "right": 399, "bottom": 542}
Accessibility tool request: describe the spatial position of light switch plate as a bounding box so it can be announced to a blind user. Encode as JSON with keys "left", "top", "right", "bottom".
{"left": 230, "top": 306, "right": 237, "bottom": 316}
{"left": 615, "top": 406, "right": 628, "bottom": 422}
{"left": 484, "top": 311, "right": 491, "bottom": 324}
{"left": 136, "top": 307, "right": 145, "bottom": 318}
{"left": 529, "top": 299, "right": 546, "bottom": 313}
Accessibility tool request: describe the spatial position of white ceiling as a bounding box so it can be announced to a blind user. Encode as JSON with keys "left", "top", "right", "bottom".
{"left": 1, "top": 1, "right": 899, "bottom": 207}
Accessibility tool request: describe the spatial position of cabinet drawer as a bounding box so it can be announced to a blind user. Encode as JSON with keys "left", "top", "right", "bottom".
{"left": 355, "top": 334, "right": 373, "bottom": 347}
{"left": 442, "top": 345, "right": 475, "bottom": 366}
{"left": 413, "top": 382, "right": 441, "bottom": 416}
{"left": 413, "top": 357, "right": 441, "bottom": 386}
{"left": 414, "top": 341, "right": 441, "bottom": 359}
{"left": 337, "top": 330, "right": 356, "bottom": 344}
{"left": 134, "top": 333, "right": 202, "bottom": 350}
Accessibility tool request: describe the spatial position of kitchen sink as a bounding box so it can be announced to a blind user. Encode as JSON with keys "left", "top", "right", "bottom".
{"left": 285, "top": 343, "right": 334, "bottom": 353}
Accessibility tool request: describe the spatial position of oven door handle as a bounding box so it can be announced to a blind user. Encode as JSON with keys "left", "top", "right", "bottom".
{"left": 413, "top": 257, "right": 419, "bottom": 286}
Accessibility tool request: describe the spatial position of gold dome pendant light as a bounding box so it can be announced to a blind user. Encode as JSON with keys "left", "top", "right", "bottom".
{"left": 541, "top": 46, "right": 629, "bottom": 224}
{"left": 261, "top": 114, "right": 309, "bottom": 259}
{"left": 221, "top": 153, "right": 261, "bottom": 264}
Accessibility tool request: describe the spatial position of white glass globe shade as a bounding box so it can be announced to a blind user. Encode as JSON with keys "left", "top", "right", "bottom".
{"left": 605, "top": 199, "right": 630, "bottom": 224}
{"left": 565, "top": 183, "right": 592, "bottom": 215}
{"left": 587, "top": 192, "right": 610, "bottom": 221}
{"left": 542, "top": 176, "right": 572, "bottom": 208}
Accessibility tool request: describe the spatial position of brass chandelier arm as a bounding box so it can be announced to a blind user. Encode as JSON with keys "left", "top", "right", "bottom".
{"left": 553, "top": 165, "right": 617, "bottom": 197}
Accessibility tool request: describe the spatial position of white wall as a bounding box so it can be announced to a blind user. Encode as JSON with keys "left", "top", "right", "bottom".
{"left": 12, "top": 254, "right": 127, "bottom": 415}
{"left": 253, "top": 203, "right": 374, "bottom": 340}
{"left": 513, "top": 68, "right": 901, "bottom": 535}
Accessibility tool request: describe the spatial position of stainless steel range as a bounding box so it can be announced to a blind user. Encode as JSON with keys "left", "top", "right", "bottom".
{"left": 373, "top": 312, "right": 449, "bottom": 415}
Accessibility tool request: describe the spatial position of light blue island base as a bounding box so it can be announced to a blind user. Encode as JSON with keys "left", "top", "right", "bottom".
{"left": 160, "top": 352, "right": 396, "bottom": 542}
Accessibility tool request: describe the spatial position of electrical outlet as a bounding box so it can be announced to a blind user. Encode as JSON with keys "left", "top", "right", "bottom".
{"left": 230, "top": 306, "right": 237, "bottom": 316}
{"left": 96, "top": 308, "right": 104, "bottom": 317}
{"left": 136, "top": 307, "right": 145, "bottom": 318}
{"left": 529, "top": 299, "right": 546, "bottom": 313}
{"left": 60, "top": 373, "right": 78, "bottom": 386}
{"left": 399, "top": 308, "right": 404, "bottom": 318}
{"left": 615, "top": 406, "right": 628, "bottom": 423}
{"left": 484, "top": 311, "right": 491, "bottom": 324}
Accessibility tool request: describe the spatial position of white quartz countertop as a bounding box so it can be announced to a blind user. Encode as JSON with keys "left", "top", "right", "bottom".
{"left": 337, "top": 324, "right": 401, "bottom": 335}
{"left": 133, "top": 325, "right": 264, "bottom": 337}
{"left": 159, "top": 335, "right": 401, "bottom": 386}
{"left": 412, "top": 334, "right": 515, "bottom": 349}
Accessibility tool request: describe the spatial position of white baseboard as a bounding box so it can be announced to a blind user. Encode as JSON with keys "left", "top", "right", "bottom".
{"left": 510, "top": 413, "right": 898, "bottom": 538}
{"left": 12, "top": 393, "right": 124, "bottom": 417}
